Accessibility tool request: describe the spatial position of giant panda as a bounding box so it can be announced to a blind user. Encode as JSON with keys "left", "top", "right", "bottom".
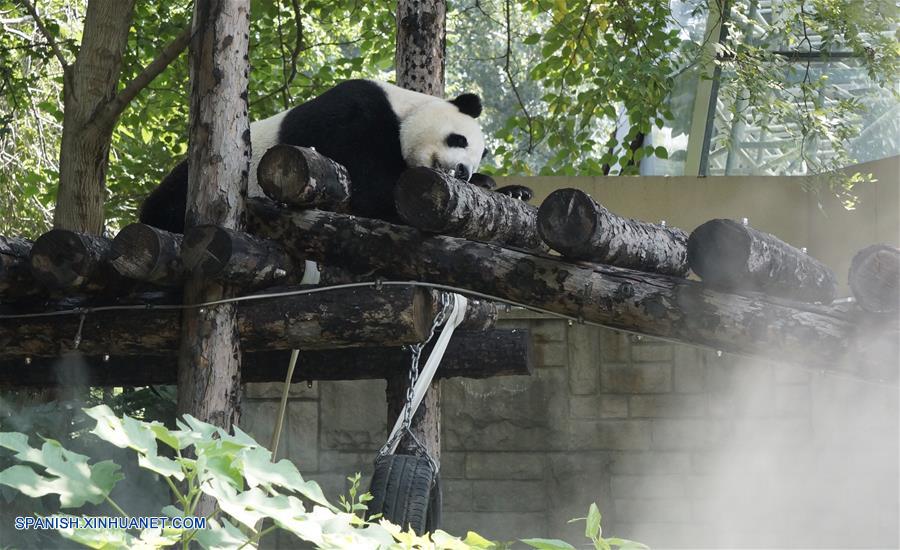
{"left": 139, "top": 79, "right": 529, "bottom": 233}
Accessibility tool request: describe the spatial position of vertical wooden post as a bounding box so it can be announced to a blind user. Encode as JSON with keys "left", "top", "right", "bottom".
{"left": 176, "top": 0, "right": 251, "bottom": 435}
{"left": 388, "top": 0, "right": 447, "bottom": 467}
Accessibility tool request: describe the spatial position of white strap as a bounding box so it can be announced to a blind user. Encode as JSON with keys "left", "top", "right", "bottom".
{"left": 385, "top": 293, "right": 468, "bottom": 454}
{"left": 300, "top": 260, "right": 321, "bottom": 285}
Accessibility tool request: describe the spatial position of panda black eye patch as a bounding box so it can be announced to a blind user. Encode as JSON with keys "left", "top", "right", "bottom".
{"left": 446, "top": 133, "right": 468, "bottom": 148}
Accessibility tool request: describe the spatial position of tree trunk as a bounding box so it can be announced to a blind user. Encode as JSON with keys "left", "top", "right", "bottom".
{"left": 177, "top": 0, "right": 251, "bottom": 439}
{"left": 54, "top": 0, "right": 136, "bottom": 234}
{"left": 391, "top": 0, "right": 447, "bottom": 467}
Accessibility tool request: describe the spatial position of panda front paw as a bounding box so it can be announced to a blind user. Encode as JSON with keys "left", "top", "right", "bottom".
{"left": 468, "top": 172, "right": 496, "bottom": 190}
{"left": 495, "top": 184, "right": 534, "bottom": 202}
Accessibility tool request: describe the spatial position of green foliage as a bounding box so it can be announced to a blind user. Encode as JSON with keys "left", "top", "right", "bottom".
{"left": 0, "top": 406, "right": 645, "bottom": 550}
{"left": 1, "top": 0, "right": 896, "bottom": 236}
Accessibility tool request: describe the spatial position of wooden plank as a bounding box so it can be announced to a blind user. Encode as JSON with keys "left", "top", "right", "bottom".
{"left": 0, "top": 329, "right": 531, "bottom": 387}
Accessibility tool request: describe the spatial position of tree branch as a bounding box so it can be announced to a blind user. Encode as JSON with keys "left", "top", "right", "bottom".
{"left": 91, "top": 24, "right": 191, "bottom": 132}
{"left": 17, "top": 0, "right": 68, "bottom": 68}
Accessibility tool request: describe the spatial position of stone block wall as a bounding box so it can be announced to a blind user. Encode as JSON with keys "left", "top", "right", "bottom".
{"left": 242, "top": 314, "right": 899, "bottom": 549}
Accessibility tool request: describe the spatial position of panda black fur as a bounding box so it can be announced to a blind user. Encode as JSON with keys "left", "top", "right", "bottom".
{"left": 139, "top": 79, "right": 489, "bottom": 232}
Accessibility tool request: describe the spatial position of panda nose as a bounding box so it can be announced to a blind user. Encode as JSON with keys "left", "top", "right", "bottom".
{"left": 455, "top": 164, "right": 470, "bottom": 181}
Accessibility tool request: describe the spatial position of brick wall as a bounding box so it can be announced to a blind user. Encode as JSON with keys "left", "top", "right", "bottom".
{"left": 241, "top": 313, "right": 899, "bottom": 548}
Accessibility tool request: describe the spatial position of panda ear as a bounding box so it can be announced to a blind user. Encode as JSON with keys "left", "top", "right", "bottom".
{"left": 450, "top": 93, "right": 482, "bottom": 118}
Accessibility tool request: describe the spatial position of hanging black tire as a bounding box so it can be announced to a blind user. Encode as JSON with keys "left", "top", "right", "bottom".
{"left": 367, "top": 454, "right": 435, "bottom": 534}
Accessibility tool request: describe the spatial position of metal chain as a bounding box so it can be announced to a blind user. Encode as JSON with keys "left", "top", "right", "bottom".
{"left": 378, "top": 291, "right": 453, "bottom": 464}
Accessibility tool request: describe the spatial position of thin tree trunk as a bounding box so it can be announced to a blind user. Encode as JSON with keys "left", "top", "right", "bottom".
{"left": 390, "top": 0, "right": 447, "bottom": 467}
{"left": 54, "top": 0, "right": 136, "bottom": 234}
{"left": 176, "top": 0, "right": 251, "bottom": 435}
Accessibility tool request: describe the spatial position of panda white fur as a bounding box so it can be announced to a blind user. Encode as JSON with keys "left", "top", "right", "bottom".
{"left": 139, "top": 79, "right": 489, "bottom": 232}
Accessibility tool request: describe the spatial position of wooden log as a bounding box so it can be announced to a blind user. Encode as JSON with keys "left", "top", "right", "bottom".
{"left": 395, "top": 166, "right": 546, "bottom": 252}
{"left": 182, "top": 225, "right": 301, "bottom": 289}
{"left": 110, "top": 223, "right": 184, "bottom": 286}
{"left": 29, "top": 229, "right": 121, "bottom": 292}
{"left": 246, "top": 200, "right": 897, "bottom": 380}
{"left": 0, "top": 236, "right": 37, "bottom": 300}
{"left": 687, "top": 219, "right": 837, "bottom": 303}
{"left": 0, "top": 329, "right": 531, "bottom": 387}
{"left": 0, "top": 286, "right": 434, "bottom": 358}
{"left": 849, "top": 244, "right": 899, "bottom": 313}
{"left": 257, "top": 144, "right": 352, "bottom": 211}
{"left": 537, "top": 188, "right": 690, "bottom": 277}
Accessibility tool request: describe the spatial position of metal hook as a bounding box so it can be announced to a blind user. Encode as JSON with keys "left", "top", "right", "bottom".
{"left": 73, "top": 311, "right": 87, "bottom": 350}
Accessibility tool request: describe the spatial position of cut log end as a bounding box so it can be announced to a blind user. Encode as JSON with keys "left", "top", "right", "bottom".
{"left": 849, "top": 244, "right": 900, "bottom": 313}
{"left": 536, "top": 188, "right": 600, "bottom": 253}
{"left": 111, "top": 223, "right": 183, "bottom": 285}
{"left": 686, "top": 219, "right": 752, "bottom": 285}
{"left": 257, "top": 144, "right": 351, "bottom": 210}
{"left": 395, "top": 167, "right": 453, "bottom": 232}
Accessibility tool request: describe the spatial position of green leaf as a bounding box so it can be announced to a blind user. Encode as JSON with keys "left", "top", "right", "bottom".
{"left": 586, "top": 502, "right": 601, "bottom": 539}
{"left": 524, "top": 33, "right": 542, "bottom": 45}
{"left": 654, "top": 146, "right": 668, "bottom": 159}
{"left": 521, "top": 538, "right": 577, "bottom": 550}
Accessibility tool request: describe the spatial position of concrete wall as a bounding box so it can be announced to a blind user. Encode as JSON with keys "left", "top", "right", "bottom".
{"left": 242, "top": 157, "right": 899, "bottom": 548}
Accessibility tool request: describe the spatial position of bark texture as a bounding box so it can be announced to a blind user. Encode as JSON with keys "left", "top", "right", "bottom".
{"left": 395, "top": 167, "right": 546, "bottom": 252}
{"left": 257, "top": 145, "right": 352, "bottom": 211}
{"left": 182, "top": 226, "right": 301, "bottom": 289}
{"left": 0, "top": 329, "right": 530, "bottom": 387}
{"left": 395, "top": 0, "right": 446, "bottom": 95}
{"left": 246, "top": 200, "right": 897, "bottom": 381}
{"left": 178, "top": 0, "right": 251, "bottom": 433}
{"left": 0, "top": 286, "right": 433, "bottom": 358}
{"left": 688, "top": 218, "right": 837, "bottom": 303}
{"left": 54, "top": 0, "right": 136, "bottom": 233}
{"left": 111, "top": 223, "right": 184, "bottom": 286}
{"left": 537, "top": 188, "right": 689, "bottom": 277}
{"left": 849, "top": 244, "right": 899, "bottom": 313}
{"left": 29, "top": 230, "right": 121, "bottom": 292}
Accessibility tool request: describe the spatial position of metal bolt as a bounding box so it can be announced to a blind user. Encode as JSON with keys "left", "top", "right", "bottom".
{"left": 716, "top": 350, "right": 723, "bottom": 357}
{"left": 660, "top": 220, "right": 667, "bottom": 227}
{"left": 567, "top": 319, "right": 574, "bottom": 326}
{"left": 801, "top": 247, "right": 807, "bottom": 254}
{"left": 103, "top": 353, "right": 110, "bottom": 362}
{"left": 25, "top": 357, "right": 32, "bottom": 365}
{"left": 741, "top": 217, "right": 749, "bottom": 226}
{"left": 274, "top": 268, "right": 287, "bottom": 278}
{"left": 307, "top": 380, "right": 313, "bottom": 389}
{"left": 198, "top": 308, "right": 207, "bottom": 315}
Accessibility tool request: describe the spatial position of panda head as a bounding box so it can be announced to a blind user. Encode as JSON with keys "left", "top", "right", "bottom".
{"left": 400, "top": 93, "right": 485, "bottom": 182}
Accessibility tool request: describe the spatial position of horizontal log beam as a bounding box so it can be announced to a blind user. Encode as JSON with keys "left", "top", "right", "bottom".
{"left": 687, "top": 218, "right": 837, "bottom": 303}
{"left": 537, "top": 188, "right": 690, "bottom": 277}
{"left": 0, "top": 329, "right": 531, "bottom": 386}
{"left": 395, "top": 167, "right": 547, "bottom": 252}
{"left": 849, "top": 244, "right": 899, "bottom": 313}
{"left": 30, "top": 230, "right": 124, "bottom": 293}
{"left": 182, "top": 225, "right": 302, "bottom": 289}
{"left": 246, "top": 199, "right": 897, "bottom": 381}
{"left": 0, "top": 286, "right": 434, "bottom": 357}
{"left": 257, "top": 144, "right": 351, "bottom": 211}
